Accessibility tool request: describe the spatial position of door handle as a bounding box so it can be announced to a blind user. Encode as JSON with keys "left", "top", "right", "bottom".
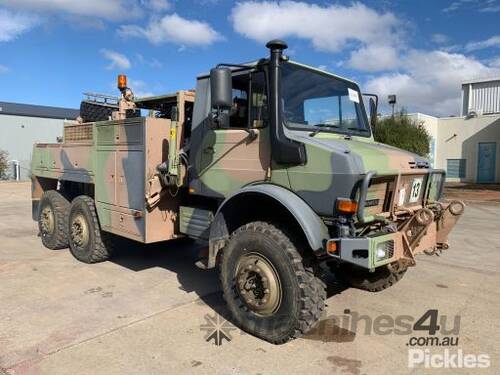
{"left": 203, "top": 146, "right": 215, "bottom": 154}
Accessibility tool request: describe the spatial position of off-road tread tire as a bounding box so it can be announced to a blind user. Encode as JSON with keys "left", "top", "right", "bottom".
{"left": 80, "top": 101, "right": 116, "bottom": 123}
{"left": 219, "top": 221, "right": 326, "bottom": 344}
{"left": 68, "top": 195, "right": 113, "bottom": 263}
{"left": 331, "top": 263, "right": 407, "bottom": 292}
{"left": 38, "top": 190, "right": 70, "bottom": 250}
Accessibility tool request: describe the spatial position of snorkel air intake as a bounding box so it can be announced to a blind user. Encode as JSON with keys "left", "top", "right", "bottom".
{"left": 266, "top": 39, "right": 306, "bottom": 165}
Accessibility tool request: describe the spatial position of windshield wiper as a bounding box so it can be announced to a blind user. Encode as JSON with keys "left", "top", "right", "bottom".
{"left": 309, "top": 123, "right": 339, "bottom": 137}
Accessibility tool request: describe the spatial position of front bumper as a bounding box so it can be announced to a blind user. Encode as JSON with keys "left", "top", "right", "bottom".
{"left": 328, "top": 200, "right": 465, "bottom": 269}
{"left": 327, "top": 233, "right": 399, "bottom": 269}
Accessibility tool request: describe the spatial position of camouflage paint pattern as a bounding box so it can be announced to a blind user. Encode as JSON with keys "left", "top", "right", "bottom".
{"left": 194, "top": 127, "right": 271, "bottom": 197}
{"left": 185, "top": 65, "right": 462, "bottom": 268}
{"left": 31, "top": 65, "right": 462, "bottom": 269}
{"left": 31, "top": 105, "right": 189, "bottom": 243}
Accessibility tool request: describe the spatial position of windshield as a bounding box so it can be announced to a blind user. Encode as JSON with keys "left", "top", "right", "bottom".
{"left": 281, "top": 62, "right": 370, "bottom": 136}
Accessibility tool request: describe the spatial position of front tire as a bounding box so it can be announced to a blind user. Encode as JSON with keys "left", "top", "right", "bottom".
{"left": 330, "top": 262, "right": 407, "bottom": 292}
{"left": 219, "top": 221, "right": 326, "bottom": 344}
{"left": 68, "top": 196, "right": 113, "bottom": 263}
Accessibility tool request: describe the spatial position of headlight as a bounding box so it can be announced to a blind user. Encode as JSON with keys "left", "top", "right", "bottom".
{"left": 375, "top": 240, "right": 394, "bottom": 261}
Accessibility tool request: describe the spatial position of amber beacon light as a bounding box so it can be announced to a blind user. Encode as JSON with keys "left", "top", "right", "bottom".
{"left": 117, "top": 74, "right": 127, "bottom": 90}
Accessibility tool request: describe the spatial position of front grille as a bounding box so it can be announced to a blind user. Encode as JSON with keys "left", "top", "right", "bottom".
{"left": 364, "top": 174, "right": 427, "bottom": 217}
{"left": 398, "top": 174, "right": 426, "bottom": 207}
{"left": 364, "top": 177, "right": 395, "bottom": 216}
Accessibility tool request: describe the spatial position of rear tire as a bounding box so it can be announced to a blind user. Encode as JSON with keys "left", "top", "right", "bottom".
{"left": 330, "top": 262, "right": 407, "bottom": 292}
{"left": 219, "top": 221, "right": 326, "bottom": 344}
{"left": 68, "top": 195, "right": 113, "bottom": 263}
{"left": 38, "top": 190, "right": 70, "bottom": 250}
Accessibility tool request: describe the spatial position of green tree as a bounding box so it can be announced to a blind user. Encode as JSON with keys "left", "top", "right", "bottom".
{"left": 372, "top": 110, "right": 431, "bottom": 157}
{"left": 0, "top": 150, "right": 8, "bottom": 179}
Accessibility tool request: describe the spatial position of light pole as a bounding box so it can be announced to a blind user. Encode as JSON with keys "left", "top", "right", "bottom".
{"left": 388, "top": 94, "right": 397, "bottom": 118}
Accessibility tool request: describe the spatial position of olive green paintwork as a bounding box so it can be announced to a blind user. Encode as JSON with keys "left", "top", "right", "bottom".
{"left": 30, "top": 61, "right": 459, "bottom": 273}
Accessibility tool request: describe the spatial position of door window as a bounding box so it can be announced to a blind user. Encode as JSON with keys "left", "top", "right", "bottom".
{"left": 228, "top": 71, "right": 267, "bottom": 129}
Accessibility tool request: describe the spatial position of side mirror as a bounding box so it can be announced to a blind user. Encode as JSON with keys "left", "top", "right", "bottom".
{"left": 210, "top": 67, "right": 232, "bottom": 110}
{"left": 369, "top": 97, "right": 377, "bottom": 128}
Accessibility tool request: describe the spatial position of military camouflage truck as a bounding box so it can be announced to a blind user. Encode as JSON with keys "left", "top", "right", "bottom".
{"left": 31, "top": 40, "right": 464, "bottom": 344}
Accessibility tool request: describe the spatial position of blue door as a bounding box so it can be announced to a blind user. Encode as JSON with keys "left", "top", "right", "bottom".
{"left": 477, "top": 142, "right": 496, "bottom": 183}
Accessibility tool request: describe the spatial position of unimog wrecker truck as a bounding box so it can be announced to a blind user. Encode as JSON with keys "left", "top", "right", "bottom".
{"left": 31, "top": 40, "right": 464, "bottom": 344}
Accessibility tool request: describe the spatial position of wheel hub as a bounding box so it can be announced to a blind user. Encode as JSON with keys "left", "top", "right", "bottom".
{"left": 71, "top": 214, "right": 89, "bottom": 248}
{"left": 40, "top": 207, "right": 54, "bottom": 236}
{"left": 236, "top": 253, "right": 281, "bottom": 316}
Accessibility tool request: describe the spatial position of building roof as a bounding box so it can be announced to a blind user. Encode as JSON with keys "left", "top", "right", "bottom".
{"left": 0, "top": 101, "right": 79, "bottom": 120}
{"left": 462, "top": 76, "right": 500, "bottom": 85}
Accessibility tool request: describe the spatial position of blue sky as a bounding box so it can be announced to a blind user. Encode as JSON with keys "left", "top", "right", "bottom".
{"left": 0, "top": 0, "right": 499, "bottom": 116}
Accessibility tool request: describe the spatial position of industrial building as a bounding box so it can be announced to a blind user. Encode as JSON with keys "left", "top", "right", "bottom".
{"left": 1, "top": 76, "right": 499, "bottom": 184}
{"left": 0, "top": 101, "right": 79, "bottom": 180}
{"left": 410, "top": 76, "right": 500, "bottom": 184}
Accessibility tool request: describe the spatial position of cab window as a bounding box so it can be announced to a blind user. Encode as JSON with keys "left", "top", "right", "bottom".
{"left": 228, "top": 71, "right": 267, "bottom": 129}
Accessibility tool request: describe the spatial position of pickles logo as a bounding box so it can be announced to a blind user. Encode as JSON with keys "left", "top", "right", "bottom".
{"left": 200, "top": 313, "right": 237, "bottom": 346}
{"left": 408, "top": 349, "right": 490, "bottom": 369}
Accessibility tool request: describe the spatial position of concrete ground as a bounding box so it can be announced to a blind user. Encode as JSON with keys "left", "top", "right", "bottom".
{"left": 444, "top": 182, "right": 500, "bottom": 203}
{"left": 0, "top": 182, "right": 499, "bottom": 375}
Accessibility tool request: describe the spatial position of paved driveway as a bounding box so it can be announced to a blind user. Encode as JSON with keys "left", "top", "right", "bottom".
{"left": 0, "top": 182, "right": 499, "bottom": 374}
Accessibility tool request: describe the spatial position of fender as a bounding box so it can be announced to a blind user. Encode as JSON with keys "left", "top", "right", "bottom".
{"left": 205, "top": 183, "right": 329, "bottom": 269}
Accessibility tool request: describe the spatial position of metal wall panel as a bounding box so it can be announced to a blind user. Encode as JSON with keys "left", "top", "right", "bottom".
{"left": 464, "top": 81, "right": 500, "bottom": 115}
{"left": 447, "top": 159, "right": 466, "bottom": 179}
{"left": 0, "top": 114, "right": 64, "bottom": 180}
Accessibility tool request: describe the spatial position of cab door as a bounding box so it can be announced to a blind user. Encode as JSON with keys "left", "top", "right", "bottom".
{"left": 197, "top": 70, "right": 270, "bottom": 198}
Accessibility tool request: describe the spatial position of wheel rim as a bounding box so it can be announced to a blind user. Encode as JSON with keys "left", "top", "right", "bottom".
{"left": 235, "top": 253, "right": 282, "bottom": 316}
{"left": 40, "top": 207, "right": 55, "bottom": 237}
{"left": 71, "top": 214, "right": 90, "bottom": 248}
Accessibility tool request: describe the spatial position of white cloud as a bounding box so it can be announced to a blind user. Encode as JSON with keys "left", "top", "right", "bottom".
{"left": 0, "top": 0, "right": 142, "bottom": 21}
{"left": 479, "top": 5, "right": 500, "bottom": 13}
{"left": 348, "top": 45, "right": 399, "bottom": 72}
{"left": 431, "top": 33, "right": 449, "bottom": 44}
{"left": 136, "top": 53, "right": 163, "bottom": 68}
{"left": 465, "top": 35, "right": 500, "bottom": 52}
{"left": 442, "top": 0, "right": 479, "bottom": 13}
{"left": 230, "top": 1, "right": 401, "bottom": 53}
{"left": 0, "top": 8, "right": 37, "bottom": 42}
{"left": 443, "top": 0, "right": 500, "bottom": 13}
{"left": 490, "top": 56, "right": 500, "bottom": 68}
{"left": 365, "top": 50, "right": 500, "bottom": 116}
{"left": 0, "top": 64, "right": 9, "bottom": 73}
{"left": 101, "top": 49, "right": 132, "bottom": 70}
{"left": 149, "top": 58, "right": 162, "bottom": 68}
{"left": 129, "top": 79, "right": 154, "bottom": 97}
{"left": 142, "top": 0, "right": 170, "bottom": 11}
{"left": 118, "top": 13, "right": 222, "bottom": 46}
{"left": 442, "top": 1, "right": 462, "bottom": 12}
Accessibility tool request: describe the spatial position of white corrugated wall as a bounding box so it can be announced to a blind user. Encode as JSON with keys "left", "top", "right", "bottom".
{"left": 0, "top": 114, "right": 64, "bottom": 180}
{"left": 467, "top": 81, "right": 500, "bottom": 115}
